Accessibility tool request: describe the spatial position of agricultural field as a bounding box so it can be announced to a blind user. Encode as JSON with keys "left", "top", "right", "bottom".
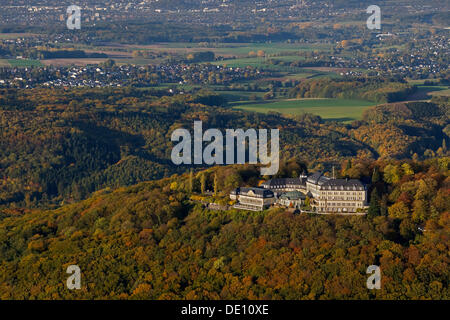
{"left": 118, "top": 42, "right": 332, "bottom": 60}
{"left": 41, "top": 58, "right": 108, "bottom": 66}
{"left": 406, "top": 84, "right": 450, "bottom": 100}
{"left": 282, "top": 72, "right": 318, "bottom": 80}
{"left": 0, "top": 59, "right": 10, "bottom": 67}
{"left": 428, "top": 87, "right": 450, "bottom": 97}
{"left": 7, "top": 59, "right": 43, "bottom": 67}
{"left": 36, "top": 41, "right": 333, "bottom": 67}
{"left": 284, "top": 68, "right": 342, "bottom": 80}
{"left": 210, "top": 58, "right": 340, "bottom": 82}
{"left": 123, "top": 42, "right": 330, "bottom": 54}
{"left": 0, "top": 33, "right": 37, "bottom": 39}
{"left": 216, "top": 90, "right": 267, "bottom": 102}
{"left": 211, "top": 57, "right": 269, "bottom": 68}
{"left": 214, "top": 42, "right": 333, "bottom": 56}
{"left": 233, "top": 98, "right": 377, "bottom": 122}
{"left": 0, "top": 59, "right": 44, "bottom": 67}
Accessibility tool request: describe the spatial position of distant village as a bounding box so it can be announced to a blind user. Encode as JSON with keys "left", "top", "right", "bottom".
{"left": 230, "top": 171, "right": 369, "bottom": 215}
{"left": 0, "top": 63, "right": 261, "bottom": 89}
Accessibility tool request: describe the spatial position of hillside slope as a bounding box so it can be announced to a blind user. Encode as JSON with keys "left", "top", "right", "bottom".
{"left": 0, "top": 158, "right": 448, "bottom": 299}
{"left": 0, "top": 88, "right": 447, "bottom": 209}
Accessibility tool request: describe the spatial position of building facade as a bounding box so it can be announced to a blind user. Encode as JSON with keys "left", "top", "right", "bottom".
{"left": 230, "top": 187, "right": 276, "bottom": 211}
{"left": 260, "top": 172, "right": 368, "bottom": 214}
{"left": 311, "top": 176, "right": 368, "bottom": 213}
{"left": 278, "top": 190, "right": 306, "bottom": 208}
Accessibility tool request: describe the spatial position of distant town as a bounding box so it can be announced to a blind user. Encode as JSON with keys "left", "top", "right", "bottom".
{"left": 0, "top": 61, "right": 262, "bottom": 88}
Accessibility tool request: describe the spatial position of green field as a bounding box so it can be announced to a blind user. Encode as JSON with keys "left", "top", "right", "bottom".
{"left": 0, "top": 33, "right": 37, "bottom": 39}
{"left": 54, "top": 41, "right": 334, "bottom": 68}
{"left": 211, "top": 57, "right": 306, "bottom": 70}
{"left": 416, "top": 85, "right": 449, "bottom": 97}
{"left": 404, "top": 85, "right": 450, "bottom": 100}
{"left": 233, "top": 98, "right": 377, "bottom": 122}
{"left": 215, "top": 43, "right": 332, "bottom": 56}
{"left": 217, "top": 90, "right": 266, "bottom": 102}
{"left": 121, "top": 42, "right": 332, "bottom": 58}
{"left": 429, "top": 88, "right": 450, "bottom": 97}
{"left": 212, "top": 57, "right": 268, "bottom": 68}
{"left": 270, "top": 55, "right": 306, "bottom": 62}
{"left": 283, "top": 72, "right": 317, "bottom": 79}
{"left": 7, "top": 59, "right": 43, "bottom": 67}
{"left": 211, "top": 59, "right": 339, "bottom": 81}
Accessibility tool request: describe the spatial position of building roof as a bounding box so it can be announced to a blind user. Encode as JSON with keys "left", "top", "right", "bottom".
{"left": 261, "top": 177, "right": 307, "bottom": 188}
{"left": 232, "top": 187, "right": 274, "bottom": 198}
{"left": 322, "top": 179, "right": 366, "bottom": 190}
{"left": 280, "top": 191, "right": 306, "bottom": 200}
{"left": 307, "top": 172, "right": 330, "bottom": 186}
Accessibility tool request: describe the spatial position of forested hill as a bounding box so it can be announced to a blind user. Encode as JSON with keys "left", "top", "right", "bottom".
{"left": 0, "top": 88, "right": 448, "bottom": 209}
{"left": 0, "top": 158, "right": 448, "bottom": 299}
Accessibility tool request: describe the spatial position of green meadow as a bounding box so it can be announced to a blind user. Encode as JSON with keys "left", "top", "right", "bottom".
{"left": 0, "top": 33, "right": 37, "bottom": 39}
{"left": 233, "top": 98, "right": 377, "bottom": 122}
{"left": 430, "top": 88, "right": 450, "bottom": 97}
{"left": 131, "top": 42, "right": 331, "bottom": 58}
{"left": 7, "top": 59, "right": 43, "bottom": 67}
{"left": 211, "top": 57, "right": 269, "bottom": 69}
{"left": 215, "top": 42, "right": 333, "bottom": 56}
{"left": 416, "top": 85, "right": 450, "bottom": 97}
{"left": 217, "top": 90, "right": 266, "bottom": 102}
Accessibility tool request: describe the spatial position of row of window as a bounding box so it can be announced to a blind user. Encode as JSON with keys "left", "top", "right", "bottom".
{"left": 320, "top": 202, "right": 363, "bottom": 207}
{"left": 234, "top": 203, "right": 264, "bottom": 211}
{"left": 321, "top": 187, "right": 364, "bottom": 191}
{"left": 321, "top": 197, "right": 363, "bottom": 201}
{"left": 326, "top": 191, "right": 364, "bottom": 195}
{"left": 319, "top": 207, "right": 359, "bottom": 212}
{"left": 239, "top": 196, "right": 264, "bottom": 205}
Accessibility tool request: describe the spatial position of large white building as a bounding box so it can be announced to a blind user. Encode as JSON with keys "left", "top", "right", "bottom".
{"left": 230, "top": 187, "right": 276, "bottom": 211}
{"left": 307, "top": 173, "right": 368, "bottom": 213}
{"left": 261, "top": 172, "right": 368, "bottom": 214}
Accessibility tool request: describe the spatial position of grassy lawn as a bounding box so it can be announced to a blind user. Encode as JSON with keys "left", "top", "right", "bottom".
{"left": 0, "top": 33, "right": 37, "bottom": 39}
{"left": 136, "top": 42, "right": 332, "bottom": 57}
{"left": 217, "top": 90, "right": 266, "bottom": 102}
{"left": 416, "top": 85, "right": 448, "bottom": 93}
{"left": 428, "top": 88, "right": 450, "bottom": 97}
{"left": 7, "top": 59, "right": 43, "bottom": 67}
{"left": 270, "top": 55, "right": 306, "bottom": 62}
{"left": 406, "top": 85, "right": 450, "bottom": 99}
{"left": 211, "top": 57, "right": 268, "bottom": 68}
{"left": 285, "top": 69, "right": 342, "bottom": 80}
{"left": 233, "top": 98, "right": 377, "bottom": 122}
{"left": 215, "top": 43, "right": 332, "bottom": 56}
{"left": 211, "top": 59, "right": 339, "bottom": 78}
{"left": 282, "top": 72, "right": 317, "bottom": 80}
